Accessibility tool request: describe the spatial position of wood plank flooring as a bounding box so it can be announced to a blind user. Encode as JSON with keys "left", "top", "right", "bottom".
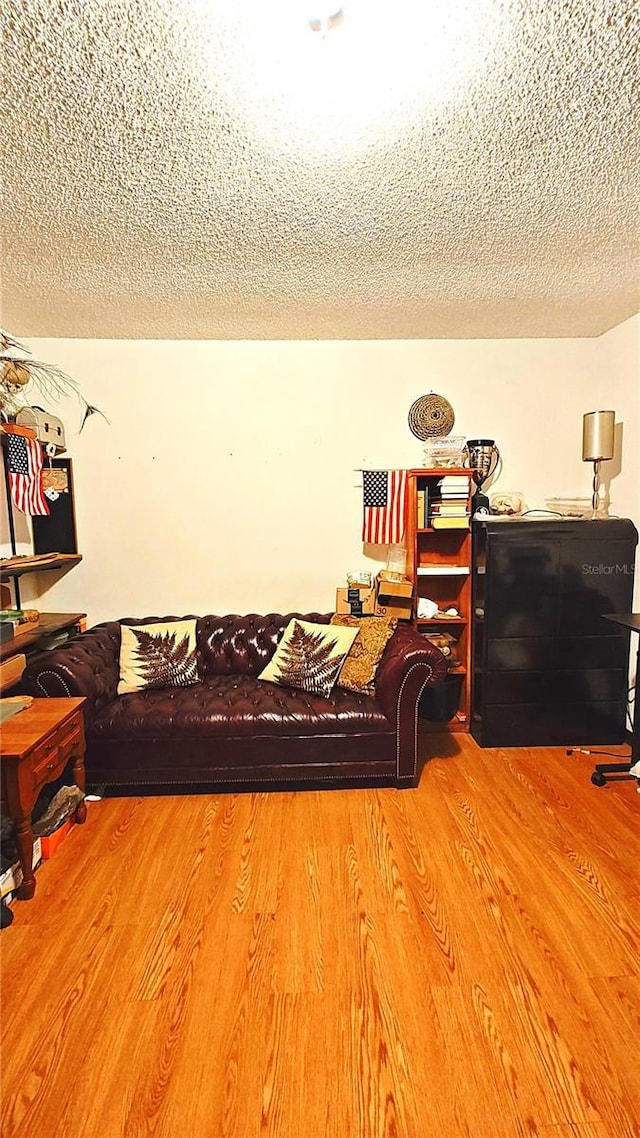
{"left": 1, "top": 737, "right": 638, "bottom": 1138}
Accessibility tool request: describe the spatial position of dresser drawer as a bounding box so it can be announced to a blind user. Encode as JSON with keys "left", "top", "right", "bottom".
{"left": 30, "top": 715, "right": 84, "bottom": 790}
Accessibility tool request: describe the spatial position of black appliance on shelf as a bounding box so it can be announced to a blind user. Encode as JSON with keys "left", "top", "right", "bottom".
{"left": 470, "top": 518, "right": 638, "bottom": 747}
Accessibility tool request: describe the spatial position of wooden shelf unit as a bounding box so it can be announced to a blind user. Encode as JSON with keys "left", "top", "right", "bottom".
{"left": 407, "top": 467, "right": 475, "bottom": 731}
{"left": 0, "top": 613, "right": 87, "bottom": 665}
{"left": 1, "top": 432, "right": 84, "bottom": 689}
{"left": 1, "top": 562, "right": 85, "bottom": 690}
{"left": 0, "top": 554, "right": 82, "bottom": 580}
{"left": 0, "top": 557, "right": 85, "bottom": 676}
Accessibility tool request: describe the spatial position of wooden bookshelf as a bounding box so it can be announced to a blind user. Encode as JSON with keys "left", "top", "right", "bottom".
{"left": 407, "top": 468, "right": 475, "bottom": 731}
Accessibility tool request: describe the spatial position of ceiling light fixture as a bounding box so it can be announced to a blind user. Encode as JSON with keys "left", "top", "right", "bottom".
{"left": 209, "top": 3, "right": 499, "bottom": 157}
{"left": 308, "top": 7, "right": 344, "bottom": 36}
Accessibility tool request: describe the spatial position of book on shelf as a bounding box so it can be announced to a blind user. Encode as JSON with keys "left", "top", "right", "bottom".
{"left": 417, "top": 488, "right": 426, "bottom": 528}
{"left": 432, "top": 516, "right": 470, "bottom": 529}
{"left": 429, "top": 509, "right": 469, "bottom": 520}
{"left": 437, "top": 476, "right": 470, "bottom": 488}
{"left": 0, "top": 609, "right": 40, "bottom": 638}
{"left": 430, "top": 503, "right": 469, "bottom": 515}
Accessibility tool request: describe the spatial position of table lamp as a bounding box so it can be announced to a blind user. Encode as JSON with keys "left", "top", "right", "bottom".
{"left": 582, "top": 410, "right": 615, "bottom": 518}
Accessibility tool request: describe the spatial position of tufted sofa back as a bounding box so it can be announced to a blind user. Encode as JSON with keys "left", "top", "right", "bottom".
{"left": 195, "top": 613, "right": 329, "bottom": 676}
{"left": 115, "top": 612, "right": 332, "bottom": 678}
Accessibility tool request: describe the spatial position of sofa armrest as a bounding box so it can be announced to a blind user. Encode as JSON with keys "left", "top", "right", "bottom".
{"left": 375, "top": 625, "right": 448, "bottom": 715}
{"left": 20, "top": 623, "right": 121, "bottom": 723}
{"left": 374, "top": 625, "right": 449, "bottom": 784}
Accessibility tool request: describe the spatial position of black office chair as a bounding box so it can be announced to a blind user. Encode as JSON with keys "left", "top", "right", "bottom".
{"left": 565, "top": 746, "right": 638, "bottom": 787}
{"left": 590, "top": 756, "right": 636, "bottom": 787}
{"left": 589, "top": 614, "right": 640, "bottom": 788}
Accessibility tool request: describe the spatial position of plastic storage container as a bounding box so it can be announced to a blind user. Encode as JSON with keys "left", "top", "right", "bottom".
{"left": 419, "top": 673, "right": 463, "bottom": 722}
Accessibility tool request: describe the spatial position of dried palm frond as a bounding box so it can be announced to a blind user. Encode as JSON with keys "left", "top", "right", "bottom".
{"left": 79, "top": 401, "right": 110, "bottom": 431}
{"left": 10, "top": 358, "right": 80, "bottom": 402}
{"left": 0, "top": 331, "right": 30, "bottom": 357}
{"left": 0, "top": 328, "right": 107, "bottom": 430}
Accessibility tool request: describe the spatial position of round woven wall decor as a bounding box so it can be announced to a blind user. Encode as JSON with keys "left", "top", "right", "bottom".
{"left": 408, "top": 393, "right": 455, "bottom": 439}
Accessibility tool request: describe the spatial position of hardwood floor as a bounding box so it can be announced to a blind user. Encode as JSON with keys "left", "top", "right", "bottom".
{"left": 1, "top": 737, "right": 638, "bottom": 1138}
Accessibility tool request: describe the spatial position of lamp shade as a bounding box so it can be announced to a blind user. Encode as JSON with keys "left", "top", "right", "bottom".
{"left": 582, "top": 410, "right": 615, "bottom": 462}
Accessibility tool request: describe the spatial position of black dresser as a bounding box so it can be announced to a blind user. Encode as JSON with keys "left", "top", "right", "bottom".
{"left": 471, "top": 518, "right": 638, "bottom": 747}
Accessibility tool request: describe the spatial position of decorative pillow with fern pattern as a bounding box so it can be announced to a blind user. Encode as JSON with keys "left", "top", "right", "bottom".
{"left": 330, "top": 614, "right": 398, "bottom": 695}
{"left": 117, "top": 620, "right": 199, "bottom": 695}
{"left": 258, "top": 618, "right": 359, "bottom": 699}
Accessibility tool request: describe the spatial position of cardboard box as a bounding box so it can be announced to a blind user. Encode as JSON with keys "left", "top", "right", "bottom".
{"left": 375, "top": 574, "right": 414, "bottom": 620}
{"left": 336, "top": 586, "right": 377, "bottom": 617}
{"left": 336, "top": 575, "right": 414, "bottom": 621}
{"left": 376, "top": 575, "right": 413, "bottom": 599}
{"left": 373, "top": 595, "right": 413, "bottom": 621}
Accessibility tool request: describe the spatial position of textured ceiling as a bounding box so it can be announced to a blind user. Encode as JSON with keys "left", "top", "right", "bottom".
{"left": 2, "top": 0, "right": 639, "bottom": 340}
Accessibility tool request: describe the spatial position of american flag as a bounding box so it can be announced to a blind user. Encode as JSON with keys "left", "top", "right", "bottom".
{"left": 5, "top": 434, "right": 50, "bottom": 516}
{"left": 362, "top": 470, "right": 407, "bottom": 544}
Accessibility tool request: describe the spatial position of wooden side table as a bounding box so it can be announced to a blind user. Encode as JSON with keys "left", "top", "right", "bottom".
{"left": 0, "top": 697, "right": 87, "bottom": 899}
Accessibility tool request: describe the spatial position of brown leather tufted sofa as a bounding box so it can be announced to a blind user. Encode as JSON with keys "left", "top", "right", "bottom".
{"left": 20, "top": 613, "right": 448, "bottom": 792}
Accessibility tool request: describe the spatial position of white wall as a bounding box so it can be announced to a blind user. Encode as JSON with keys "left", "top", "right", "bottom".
{"left": 2, "top": 328, "right": 638, "bottom": 626}
{"left": 593, "top": 313, "right": 640, "bottom": 606}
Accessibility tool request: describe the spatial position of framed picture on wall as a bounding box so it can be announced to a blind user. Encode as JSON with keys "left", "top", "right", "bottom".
{"left": 32, "top": 457, "right": 78, "bottom": 555}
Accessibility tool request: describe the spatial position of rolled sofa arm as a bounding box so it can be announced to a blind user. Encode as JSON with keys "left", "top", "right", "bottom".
{"left": 375, "top": 625, "right": 449, "bottom": 785}
{"left": 20, "top": 622, "right": 122, "bottom": 722}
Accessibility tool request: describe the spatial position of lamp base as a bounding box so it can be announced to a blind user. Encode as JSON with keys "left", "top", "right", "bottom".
{"left": 590, "top": 460, "right": 609, "bottom": 518}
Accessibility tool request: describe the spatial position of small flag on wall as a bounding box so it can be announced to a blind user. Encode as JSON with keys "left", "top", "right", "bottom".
{"left": 6, "top": 433, "right": 50, "bottom": 516}
{"left": 362, "top": 469, "right": 407, "bottom": 544}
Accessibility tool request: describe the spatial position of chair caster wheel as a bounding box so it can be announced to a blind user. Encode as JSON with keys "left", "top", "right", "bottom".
{"left": 591, "top": 771, "right": 607, "bottom": 787}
